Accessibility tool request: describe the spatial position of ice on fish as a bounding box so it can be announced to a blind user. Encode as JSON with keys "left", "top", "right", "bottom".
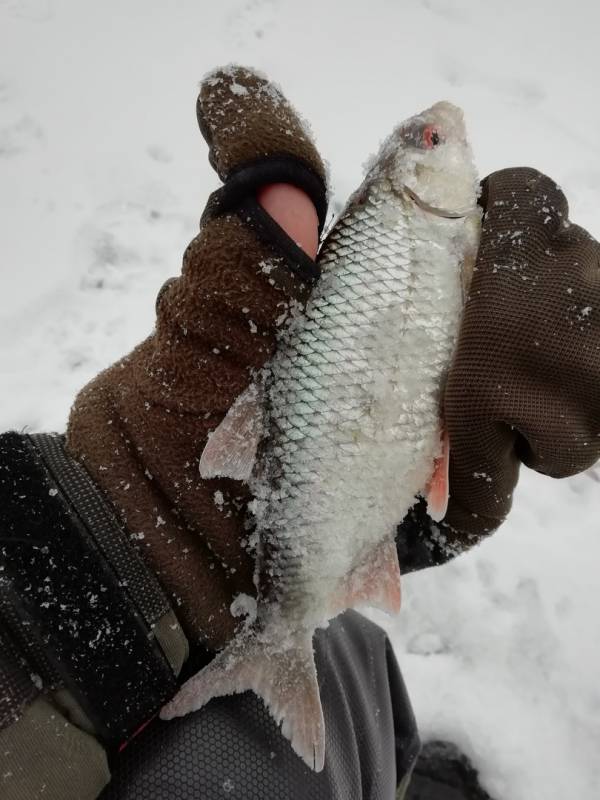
{"left": 161, "top": 101, "right": 481, "bottom": 771}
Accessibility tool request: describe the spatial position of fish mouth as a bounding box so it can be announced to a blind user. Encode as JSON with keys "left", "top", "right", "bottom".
{"left": 401, "top": 185, "right": 479, "bottom": 219}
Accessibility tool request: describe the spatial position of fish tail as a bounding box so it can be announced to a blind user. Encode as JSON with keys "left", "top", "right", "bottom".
{"left": 160, "top": 627, "right": 325, "bottom": 772}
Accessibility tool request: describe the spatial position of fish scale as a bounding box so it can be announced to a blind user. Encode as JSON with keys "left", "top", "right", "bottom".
{"left": 263, "top": 184, "right": 433, "bottom": 576}
{"left": 163, "top": 100, "right": 481, "bottom": 773}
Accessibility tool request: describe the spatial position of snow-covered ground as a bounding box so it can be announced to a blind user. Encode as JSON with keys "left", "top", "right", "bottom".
{"left": 1, "top": 1, "right": 599, "bottom": 797}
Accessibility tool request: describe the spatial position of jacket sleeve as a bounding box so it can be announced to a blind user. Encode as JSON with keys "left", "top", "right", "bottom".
{"left": 0, "top": 558, "right": 111, "bottom": 800}
{"left": 0, "top": 687, "right": 110, "bottom": 800}
{"left": 0, "top": 430, "right": 190, "bottom": 800}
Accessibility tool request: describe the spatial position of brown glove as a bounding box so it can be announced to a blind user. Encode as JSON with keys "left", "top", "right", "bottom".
{"left": 67, "top": 66, "right": 327, "bottom": 651}
{"left": 443, "top": 167, "right": 600, "bottom": 544}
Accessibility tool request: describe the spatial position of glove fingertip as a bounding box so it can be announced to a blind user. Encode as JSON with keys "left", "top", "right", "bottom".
{"left": 196, "top": 64, "right": 326, "bottom": 187}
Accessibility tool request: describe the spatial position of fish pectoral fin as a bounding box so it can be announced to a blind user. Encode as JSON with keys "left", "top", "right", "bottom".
{"left": 330, "top": 537, "right": 401, "bottom": 616}
{"left": 425, "top": 427, "right": 450, "bottom": 522}
{"left": 199, "top": 382, "right": 264, "bottom": 481}
{"left": 160, "top": 628, "right": 326, "bottom": 773}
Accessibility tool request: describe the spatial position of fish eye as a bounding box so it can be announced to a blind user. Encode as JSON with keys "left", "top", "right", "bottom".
{"left": 422, "top": 125, "right": 441, "bottom": 149}
{"left": 400, "top": 121, "right": 443, "bottom": 150}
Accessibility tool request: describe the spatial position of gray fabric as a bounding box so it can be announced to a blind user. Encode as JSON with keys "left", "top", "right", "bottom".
{"left": 101, "top": 611, "right": 420, "bottom": 800}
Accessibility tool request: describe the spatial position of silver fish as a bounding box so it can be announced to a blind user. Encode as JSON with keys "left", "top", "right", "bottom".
{"left": 161, "top": 102, "right": 482, "bottom": 771}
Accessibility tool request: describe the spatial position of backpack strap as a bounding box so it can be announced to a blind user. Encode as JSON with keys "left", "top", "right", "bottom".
{"left": 0, "top": 431, "right": 189, "bottom": 746}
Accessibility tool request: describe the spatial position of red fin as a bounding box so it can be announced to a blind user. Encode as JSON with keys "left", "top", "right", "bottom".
{"left": 426, "top": 428, "right": 450, "bottom": 522}
{"left": 330, "top": 537, "right": 401, "bottom": 616}
{"left": 160, "top": 628, "right": 326, "bottom": 772}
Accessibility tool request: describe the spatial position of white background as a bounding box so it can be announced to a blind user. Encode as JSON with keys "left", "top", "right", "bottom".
{"left": 1, "top": 1, "right": 599, "bottom": 797}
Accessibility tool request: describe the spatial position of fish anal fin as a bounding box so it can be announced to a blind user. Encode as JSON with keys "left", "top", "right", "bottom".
{"left": 426, "top": 427, "right": 450, "bottom": 522}
{"left": 160, "top": 628, "right": 325, "bottom": 772}
{"left": 199, "top": 383, "right": 263, "bottom": 482}
{"left": 330, "top": 537, "right": 401, "bottom": 616}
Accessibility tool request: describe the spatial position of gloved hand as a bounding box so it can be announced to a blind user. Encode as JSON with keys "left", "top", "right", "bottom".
{"left": 67, "top": 66, "right": 327, "bottom": 651}
{"left": 67, "top": 64, "right": 600, "bottom": 650}
{"left": 443, "top": 167, "right": 600, "bottom": 544}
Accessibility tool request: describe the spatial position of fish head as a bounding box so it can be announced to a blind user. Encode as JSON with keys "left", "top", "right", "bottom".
{"left": 376, "top": 101, "right": 479, "bottom": 219}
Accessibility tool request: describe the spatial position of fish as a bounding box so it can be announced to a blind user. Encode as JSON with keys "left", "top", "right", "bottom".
{"left": 160, "top": 101, "right": 482, "bottom": 771}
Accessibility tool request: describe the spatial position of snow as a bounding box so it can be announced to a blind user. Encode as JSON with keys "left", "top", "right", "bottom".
{"left": 1, "top": 1, "right": 598, "bottom": 797}
{"left": 230, "top": 592, "right": 258, "bottom": 623}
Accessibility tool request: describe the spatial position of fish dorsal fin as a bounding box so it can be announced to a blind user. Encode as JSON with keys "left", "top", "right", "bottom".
{"left": 199, "top": 383, "right": 264, "bottom": 482}
{"left": 329, "top": 537, "right": 401, "bottom": 616}
{"left": 425, "top": 427, "right": 450, "bottom": 522}
{"left": 160, "top": 628, "right": 326, "bottom": 772}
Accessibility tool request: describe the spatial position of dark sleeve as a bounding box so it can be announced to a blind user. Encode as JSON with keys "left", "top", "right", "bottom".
{"left": 395, "top": 499, "right": 478, "bottom": 574}
{"left": 0, "top": 630, "right": 37, "bottom": 732}
{"left": 100, "top": 611, "right": 420, "bottom": 800}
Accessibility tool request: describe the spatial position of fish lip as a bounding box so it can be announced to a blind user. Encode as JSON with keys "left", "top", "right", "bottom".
{"left": 400, "top": 184, "right": 479, "bottom": 220}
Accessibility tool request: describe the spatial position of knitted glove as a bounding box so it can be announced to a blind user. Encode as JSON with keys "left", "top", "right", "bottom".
{"left": 443, "top": 167, "right": 600, "bottom": 544}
